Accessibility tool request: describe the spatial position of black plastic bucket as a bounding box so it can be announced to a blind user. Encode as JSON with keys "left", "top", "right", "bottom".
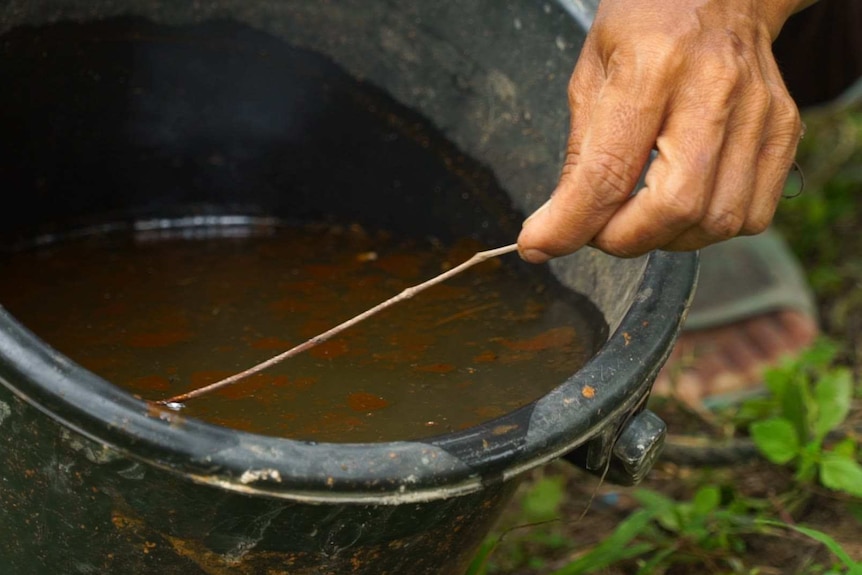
{"left": 0, "top": 3, "right": 697, "bottom": 574}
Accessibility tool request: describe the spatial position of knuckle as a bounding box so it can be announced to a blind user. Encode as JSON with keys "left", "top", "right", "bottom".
{"left": 694, "top": 48, "right": 750, "bottom": 102}
{"left": 701, "top": 209, "right": 745, "bottom": 240}
{"left": 642, "top": 40, "right": 684, "bottom": 73}
{"left": 707, "top": 65, "right": 745, "bottom": 100}
{"left": 742, "top": 215, "right": 771, "bottom": 236}
{"left": 772, "top": 87, "right": 801, "bottom": 118}
{"left": 656, "top": 188, "right": 705, "bottom": 228}
{"left": 581, "top": 150, "right": 639, "bottom": 206}
{"left": 742, "top": 201, "right": 779, "bottom": 235}
{"left": 745, "top": 85, "right": 773, "bottom": 117}
{"left": 770, "top": 93, "right": 803, "bottom": 142}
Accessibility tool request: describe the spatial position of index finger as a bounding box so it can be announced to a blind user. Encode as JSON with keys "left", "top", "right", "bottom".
{"left": 518, "top": 66, "right": 666, "bottom": 262}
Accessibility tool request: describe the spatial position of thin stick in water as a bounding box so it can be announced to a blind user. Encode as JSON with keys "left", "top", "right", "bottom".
{"left": 158, "top": 242, "right": 519, "bottom": 406}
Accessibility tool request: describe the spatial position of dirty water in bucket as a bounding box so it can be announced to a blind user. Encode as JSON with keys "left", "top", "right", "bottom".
{"left": 0, "top": 18, "right": 606, "bottom": 445}
{"left": 0, "top": 222, "right": 596, "bottom": 443}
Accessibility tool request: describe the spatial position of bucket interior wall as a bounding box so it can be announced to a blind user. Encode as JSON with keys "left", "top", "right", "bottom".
{"left": 0, "top": 0, "right": 647, "bottom": 329}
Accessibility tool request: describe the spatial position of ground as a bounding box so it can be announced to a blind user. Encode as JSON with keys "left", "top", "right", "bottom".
{"left": 477, "top": 95, "right": 862, "bottom": 574}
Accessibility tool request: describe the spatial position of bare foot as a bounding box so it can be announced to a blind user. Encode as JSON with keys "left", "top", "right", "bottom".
{"left": 652, "top": 309, "right": 819, "bottom": 408}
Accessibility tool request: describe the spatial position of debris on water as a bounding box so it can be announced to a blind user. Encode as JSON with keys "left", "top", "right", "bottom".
{"left": 164, "top": 402, "right": 185, "bottom": 411}
{"left": 356, "top": 251, "right": 378, "bottom": 262}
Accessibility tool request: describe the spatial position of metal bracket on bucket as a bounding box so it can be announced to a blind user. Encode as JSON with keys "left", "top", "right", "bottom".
{"left": 563, "top": 406, "right": 667, "bottom": 486}
{"left": 606, "top": 409, "right": 667, "bottom": 485}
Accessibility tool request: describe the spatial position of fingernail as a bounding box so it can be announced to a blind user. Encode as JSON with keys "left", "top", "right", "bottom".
{"left": 522, "top": 198, "right": 552, "bottom": 228}
{"left": 519, "top": 247, "right": 552, "bottom": 264}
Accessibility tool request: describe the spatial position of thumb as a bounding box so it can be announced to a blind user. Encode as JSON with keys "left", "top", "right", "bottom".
{"left": 517, "top": 197, "right": 556, "bottom": 264}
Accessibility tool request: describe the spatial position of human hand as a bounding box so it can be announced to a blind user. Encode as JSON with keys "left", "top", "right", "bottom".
{"left": 518, "top": 0, "right": 816, "bottom": 262}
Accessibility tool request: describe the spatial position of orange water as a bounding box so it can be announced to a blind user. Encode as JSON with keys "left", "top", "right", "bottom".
{"left": 0, "top": 221, "right": 596, "bottom": 442}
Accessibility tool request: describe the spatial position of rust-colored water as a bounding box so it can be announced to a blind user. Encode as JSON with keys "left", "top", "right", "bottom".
{"left": 0, "top": 221, "right": 596, "bottom": 442}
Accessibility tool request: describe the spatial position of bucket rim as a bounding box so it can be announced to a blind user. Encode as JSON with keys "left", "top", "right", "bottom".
{"left": 0, "top": 248, "right": 697, "bottom": 504}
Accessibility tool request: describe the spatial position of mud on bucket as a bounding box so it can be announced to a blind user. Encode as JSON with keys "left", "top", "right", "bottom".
{"left": 0, "top": 2, "right": 697, "bottom": 574}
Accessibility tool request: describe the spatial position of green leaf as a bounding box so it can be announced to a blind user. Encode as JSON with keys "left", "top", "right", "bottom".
{"left": 735, "top": 396, "right": 776, "bottom": 424}
{"left": 750, "top": 417, "right": 800, "bottom": 464}
{"left": 554, "top": 542, "right": 655, "bottom": 575}
{"left": 781, "top": 373, "right": 811, "bottom": 441}
{"left": 813, "top": 368, "right": 853, "bottom": 439}
{"left": 820, "top": 452, "right": 862, "bottom": 497}
{"left": 464, "top": 537, "right": 497, "bottom": 575}
{"left": 802, "top": 338, "right": 840, "bottom": 369}
{"left": 632, "top": 489, "right": 680, "bottom": 532}
{"left": 632, "top": 489, "right": 675, "bottom": 513}
{"left": 635, "top": 546, "right": 677, "bottom": 574}
{"left": 521, "top": 475, "right": 565, "bottom": 522}
{"left": 764, "top": 363, "right": 792, "bottom": 399}
{"left": 788, "top": 524, "right": 859, "bottom": 569}
{"left": 551, "top": 510, "right": 656, "bottom": 574}
{"left": 692, "top": 485, "right": 720, "bottom": 516}
{"left": 833, "top": 437, "right": 857, "bottom": 459}
{"left": 796, "top": 441, "right": 821, "bottom": 483}
{"left": 758, "top": 519, "right": 861, "bottom": 570}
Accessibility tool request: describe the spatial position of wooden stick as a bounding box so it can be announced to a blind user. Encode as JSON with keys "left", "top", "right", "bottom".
{"left": 158, "top": 243, "right": 519, "bottom": 406}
